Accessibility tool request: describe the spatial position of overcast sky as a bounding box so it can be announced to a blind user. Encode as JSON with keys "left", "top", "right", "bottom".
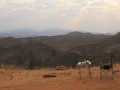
{"left": 0, "top": 0, "right": 120, "bottom": 33}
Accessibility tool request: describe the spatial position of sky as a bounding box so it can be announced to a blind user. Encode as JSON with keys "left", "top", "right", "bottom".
{"left": 0, "top": 0, "right": 120, "bottom": 33}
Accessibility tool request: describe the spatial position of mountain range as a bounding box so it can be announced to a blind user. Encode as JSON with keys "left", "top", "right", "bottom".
{"left": 0, "top": 30, "right": 119, "bottom": 69}
{"left": 0, "top": 28, "right": 72, "bottom": 37}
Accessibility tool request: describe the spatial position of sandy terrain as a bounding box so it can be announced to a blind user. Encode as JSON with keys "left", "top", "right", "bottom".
{"left": 0, "top": 65, "right": 120, "bottom": 90}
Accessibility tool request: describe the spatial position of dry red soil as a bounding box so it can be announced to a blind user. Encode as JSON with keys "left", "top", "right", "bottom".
{"left": 0, "top": 65, "right": 120, "bottom": 90}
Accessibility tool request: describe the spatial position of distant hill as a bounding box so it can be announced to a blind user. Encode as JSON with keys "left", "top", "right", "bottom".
{"left": 66, "top": 31, "right": 93, "bottom": 36}
{"left": 0, "top": 28, "right": 72, "bottom": 37}
{"left": 69, "top": 32, "right": 120, "bottom": 65}
{"left": 27, "top": 31, "right": 112, "bottom": 51}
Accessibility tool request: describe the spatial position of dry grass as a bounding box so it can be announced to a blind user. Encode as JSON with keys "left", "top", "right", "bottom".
{"left": 0, "top": 65, "right": 120, "bottom": 90}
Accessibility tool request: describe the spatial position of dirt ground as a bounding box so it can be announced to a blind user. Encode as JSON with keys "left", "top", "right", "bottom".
{"left": 0, "top": 65, "right": 120, "bottom": 90}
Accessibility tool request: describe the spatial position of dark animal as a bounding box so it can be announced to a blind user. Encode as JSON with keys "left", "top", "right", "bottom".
{"left": 100, "top": 54, "right": 114, "bottom": 79}
{"left": 100, "top": 63, "right": 113, "bottom": 70}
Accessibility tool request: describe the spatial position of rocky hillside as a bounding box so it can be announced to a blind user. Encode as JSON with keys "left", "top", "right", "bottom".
{"left": 0, "top": 37, "right": 58, "bottom": 68}
{"left": 0, "top": 31, "right": 119, "bottom": 68}
{"left": 69, "top": 32, "right": 120, "bottom": 65}
{"left": 24, "top": 32, "right": 111, "bottom": 51}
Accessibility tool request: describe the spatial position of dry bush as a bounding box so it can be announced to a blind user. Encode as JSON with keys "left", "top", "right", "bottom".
{"left": 60, "top": 72, "right": 72, "bottom": 77}
{"left": 43, "top": 73, "right": 57, "bottom": 78}
{"left": 55, "top": 66, "right": 69, "bottom": 70}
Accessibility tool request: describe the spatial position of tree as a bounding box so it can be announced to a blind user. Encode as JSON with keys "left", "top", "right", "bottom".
{"left": 29, "top": 51, "right": 36, "bottom": 70}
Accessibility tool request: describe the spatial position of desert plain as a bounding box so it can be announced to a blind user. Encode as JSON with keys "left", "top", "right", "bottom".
{"left": 0, "top": 65, "right": 120, "bottom": 90}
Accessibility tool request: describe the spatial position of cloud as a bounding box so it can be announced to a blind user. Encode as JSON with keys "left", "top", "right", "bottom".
{"left": 0, "top": 0, "right": 6, "bottom": 7}
{"left": 61, "top": 0, "right": 120, "bottom": 32}
{"left": 0, "top": 0, "right": 120, "bottom": 33}
{"left": 8, "top": 0, "right": 37, "bottom": 15}
{"left": 11, "top": 0, "right": 35, "bottom": 4}
{"left": 40, "top": 0, "right": 81, "bottom": 9}
{"left": 83, "top": 0, "right": 120, "bottom": 10}
{"left": 56, "top": 0, "right": 81, "bottom": 8}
